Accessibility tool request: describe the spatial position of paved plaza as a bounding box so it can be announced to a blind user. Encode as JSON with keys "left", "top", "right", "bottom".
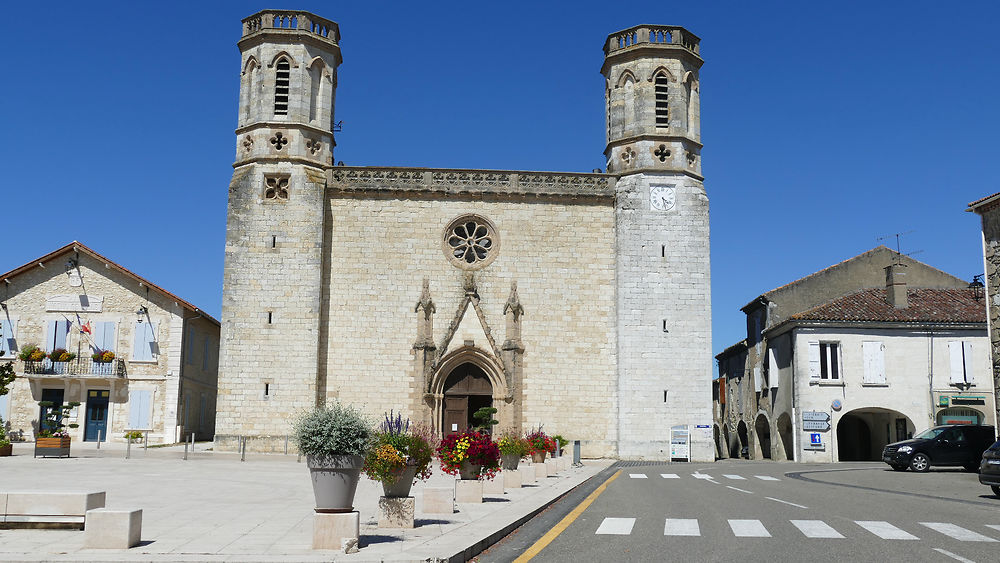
{"left": 0, "top": 442, "right": 607, "bottom": 561}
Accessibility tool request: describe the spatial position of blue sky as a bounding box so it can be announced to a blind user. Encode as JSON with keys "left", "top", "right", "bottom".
{"left": 2, "top": 1, "right": 998, "bottom": 362}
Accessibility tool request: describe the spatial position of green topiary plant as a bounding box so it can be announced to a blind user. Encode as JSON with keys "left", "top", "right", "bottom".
{"left": 37, "top": 401, "right": 81, "bottom": 438}
{"left": 293, "top": 403, "right": 373, "bottom": 458}
{"left": 473, "top": 406, "right": 499, "bottom": 433}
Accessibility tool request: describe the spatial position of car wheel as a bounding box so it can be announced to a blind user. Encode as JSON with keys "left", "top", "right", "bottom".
{"left": 890, "top": 464, "right": 907, "bottom": 472}
{"left": 992, "top": 485, "right": 1000, "bottom": 497}
{"left": 909, "top": 453, "right": 931, "bottom": 472}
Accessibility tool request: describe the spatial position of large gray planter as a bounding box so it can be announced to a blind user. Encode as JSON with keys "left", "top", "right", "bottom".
{"left": 501, "top": 453, "right": 520, "bottom": 470}
{"left": 381, "top": 464, "right": 418, "bottom": 497}
{"left": 306, "top": 454, "right": 364, "bottom": 513}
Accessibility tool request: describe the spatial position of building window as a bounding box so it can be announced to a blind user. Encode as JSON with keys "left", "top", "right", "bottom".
{"left": 862, "top": 341, "right": 886, "bottom": 384}
{"left": 948, "top": 341, "right": 974, "bottom": 385}
{"left": 0, "top": 318, "right": 18, "bottom": 358}
{"left": 442, "top": 214, "right": 500, "bottom": 270}
{"left": 132, "top": 321, "right": 159, "bottom": 362}
{"left": 274, "top": 58, "right": 290, "bottom": 115}
{"left": 45, "top": 319, "right": 71, "bottom": 352}
{"left": 654, "top": 72, "right": 669, "bottom": 127}
{"left": 808, "top": 341, "right": 840, "bottom": 380}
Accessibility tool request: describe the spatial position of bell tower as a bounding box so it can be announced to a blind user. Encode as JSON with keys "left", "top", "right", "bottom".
{"left": 603, "top": 26, "right": 713, "bottom": 461}
{"left": 216, "top": 11, "right": 341, "bottom": 452}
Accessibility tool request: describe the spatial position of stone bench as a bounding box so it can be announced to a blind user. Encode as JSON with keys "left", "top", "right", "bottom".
{"left": 0, "top": 491, "right": 107, "bottom": 530}
{"left": 84, "top": 508, "right": 143, "bottom": 549}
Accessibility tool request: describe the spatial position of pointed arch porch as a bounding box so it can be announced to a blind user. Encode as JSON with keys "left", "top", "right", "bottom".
{"left": 428, "top": 346, "right": 514, "bottom": 436}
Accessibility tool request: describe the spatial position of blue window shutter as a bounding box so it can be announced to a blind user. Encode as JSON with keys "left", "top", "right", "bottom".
{"left": 133, "top": 322, "right": 148, "bottom": 361}
{"left": 46, "top": 320, "right": 57, "bottom": 351}
{"left": 0, "top": 319, "right": 13, "bottom": 356}
{"left": 97, "top": 322, "right": 116, "bottom": 353}
{"left": 138, "top": 390, "right": 151, "bottom": 428}
{"left": 128, "top": 391, "right": 141, "bottom": 428}
{"left": 54, "top": 320, "right": 68, "bottom": 350}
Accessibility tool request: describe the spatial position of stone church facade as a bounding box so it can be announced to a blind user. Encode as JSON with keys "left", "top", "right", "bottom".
{"left": 216, "top": 11, "right": 712, "bottom": 460}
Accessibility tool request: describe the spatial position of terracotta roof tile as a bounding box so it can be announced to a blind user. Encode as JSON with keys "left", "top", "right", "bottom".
{"left": 791, "top": 288, "right": 985, "bottom": 324}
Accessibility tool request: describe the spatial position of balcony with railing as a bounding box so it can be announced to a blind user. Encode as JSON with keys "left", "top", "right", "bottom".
{"left": 604, "top": 25, "right": 700, "bottom": 56}
{"left": 241, "top": 10, "right": 340, "bottom": 45}
{"left": 22, "top": 358, "right": 127, "bottom": 378}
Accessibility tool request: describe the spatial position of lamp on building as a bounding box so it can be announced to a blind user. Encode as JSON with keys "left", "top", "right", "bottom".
{"left": 969, "top": 274, "right": 985, "bottom": 301}
{"left": 136, "top": 305, "right": 148, "bottom": 322}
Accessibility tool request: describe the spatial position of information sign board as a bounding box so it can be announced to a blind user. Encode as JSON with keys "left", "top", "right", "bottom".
{"left": 670, "top": 425, "right": 690, "bottom": 461}
{"left": 802, "top": 420, "right": 831, "bottom": 431}
{"left": 802, "top": 411, "right": 830, "bottom": 422}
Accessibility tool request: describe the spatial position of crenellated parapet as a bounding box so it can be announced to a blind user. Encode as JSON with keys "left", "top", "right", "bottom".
{"left": 241, "top": 10, "right": 340, "bottom": 47}
{"left": 604, "top": 25, "right": 700, "bottom": 57}
{"left": 329, "top": 167, "right": 616, "bottom": 199}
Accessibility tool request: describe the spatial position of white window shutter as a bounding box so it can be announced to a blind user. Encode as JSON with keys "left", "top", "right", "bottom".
{"left": 46, "top": 320, "right": 57, "bottom": 351}
{"left": 862, "top": 342, "right": 886, "bottom": 384}
{"left": 808, "top": 341, "right": 820, "bottom": 379}
{"left": 963, "top": 341, "right": 974, "bottom": 383}
{"left": 949, "top": 341, "right": 965, "bottom": 384}
{"left": 128, "top": 391, "right": 141, "bottom": 428}
{"left": 874, "top": 342, "right": 886, "bottom": 384}
{"left": 768, "top": 348, "right": 779, "bottom": 390}
{"left": 754, "top": 367, "right": 762, "bottom": 392}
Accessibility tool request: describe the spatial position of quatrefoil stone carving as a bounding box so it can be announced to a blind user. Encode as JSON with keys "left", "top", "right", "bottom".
{"left": 654, "top": 144, "right": 671, "bottom": 162}
{"left": 242, "top": 135, "right": 253, "bottom": 153}
{"left": 270, "top": 132, "right": 289, "bottom": 151}
{"left": 305, "top": 138, "right": 322, "bottom": 156}
{"left": 264, "top": 176, "right": 289, "bottom": 200}
{"left": 620, "top": 146, "right": 636, "bottom": 164}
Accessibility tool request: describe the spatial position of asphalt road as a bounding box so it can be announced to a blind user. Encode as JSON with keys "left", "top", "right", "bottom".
{"left": 481, "top": 460, "right": 1000, "bottom": 563}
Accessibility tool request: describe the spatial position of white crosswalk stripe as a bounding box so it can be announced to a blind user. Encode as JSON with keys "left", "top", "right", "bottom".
{"left": 722, "top": 474, "right": 746, "bottom": 480}
{"left": 661, "top": 473, "right": 680, "bottom": 479}
{"left": 754, "top": 475, "right": 780, "bottom": 481}
{"left": 729, "top": 519, "right": 770, "bottom": 537}
{"left": 791, "top": 520, "right": 844, "bottom": 539}
{"left": 986, "top": 524, "right": 1000, "bottom": 533}
{"left": 664, "top": 518, "right": 700, "bottom": 536}
{"left": 920, "top": 522, "right": 999, "bottom": 542}
{"left": 628, "top": 473, "right": 647, "bottom": 479}
{"left": 596, "top": 518, "right": 635, "bottom": 535}
{"left": 855, "top": 521, "right": 919, "bottom": 540}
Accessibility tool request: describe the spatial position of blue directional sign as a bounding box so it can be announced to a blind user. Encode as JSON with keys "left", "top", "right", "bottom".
{"left": 810, "top": 433, "right": 822, "bottom": 445}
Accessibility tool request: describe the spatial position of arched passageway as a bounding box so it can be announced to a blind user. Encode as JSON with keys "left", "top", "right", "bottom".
{"left": 837, "top": 408, "right": 914, "bottom": 461}
{"left": 754, "top": 414, "right": 771, "bottom": 459}
{"left": 442, "top": 363, "right": 493, "bottom": 436}
{"left": 714, "top": 425, "right": 724, "bottom": 459}
{"left": 737, "top": 420, "right": 749, "bottom": 459}
{"left": 776, "top": 413, "right": 794, "bottom": 460}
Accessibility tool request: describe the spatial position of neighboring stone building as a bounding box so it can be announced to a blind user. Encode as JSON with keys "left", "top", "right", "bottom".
{"left": 0, "top": 242, "right": 220, "bottom": 444}
{"left": 216, "top": 11, "right": 713, "bottom": 459}
{"left": 714, "top": 247, "right": 993, "bottom": 462}
{"left": 967, "top": 192, "right": 1000, "bottom": 430}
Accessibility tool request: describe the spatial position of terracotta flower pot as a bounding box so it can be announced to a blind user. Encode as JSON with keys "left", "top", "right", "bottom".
{"left": 306, "top": 454, "right": 364, "bottom": 513}
{"left": 501, "top": 453, "right": 521, "bottom": 470}
{"left": 382, "top": 464, "right": 418, "bottom": 497}
{"left": 531, "top": 451, "right": 547, "bottom": 464}
{"left": 459, "top": 460, "right": 482, "bottom": 480}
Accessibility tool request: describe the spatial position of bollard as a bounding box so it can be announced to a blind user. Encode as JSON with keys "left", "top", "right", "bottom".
{"left": 97, "top": 429, "right": 102, "bottom": 450}
{"left": 184, "top": 441, "right": 188, "bottom": 461}
{"left": 241, "top": 437, "right": 246, "bottom": 462}
{"left": 573, "top": 440, "right": 581, "bottom": 465}
{"left": 144, "top": 431, "right": 148, "bottom": 451}
{"left": 191, "top": 433, "right": 195, "bottom": 454}
{"left": 285, "top": 435, "right": 289, "bottom": 455}
{"left": 126, "top": 438, "right": 131, "bottom": 460}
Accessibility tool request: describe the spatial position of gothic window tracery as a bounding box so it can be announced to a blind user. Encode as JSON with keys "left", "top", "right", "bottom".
{"left": 442, "top": 215, "right": 499, "bottom": 270}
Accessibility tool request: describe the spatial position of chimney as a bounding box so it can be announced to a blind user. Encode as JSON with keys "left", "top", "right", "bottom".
{"left": 885, "top": 263, "right": 908, "bottom": 308}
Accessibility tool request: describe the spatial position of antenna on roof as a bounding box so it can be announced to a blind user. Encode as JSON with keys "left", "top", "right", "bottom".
{"left": 876, "top": 231, "right": 922, "bottom": 265}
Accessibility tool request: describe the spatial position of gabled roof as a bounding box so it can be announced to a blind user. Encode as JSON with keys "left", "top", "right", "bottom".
{"left": 790, "top": 288, "right": 985, "bottom": 324}
{"left": 967, "top": 191, "right": 1000, "bottom": 213}
{"left": 0, "top": 241, "right": 219, "bottom": 326}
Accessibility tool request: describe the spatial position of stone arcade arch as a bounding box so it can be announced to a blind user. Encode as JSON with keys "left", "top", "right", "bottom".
{"left": 776, "top": 412, "right": 794, "bottom": 461}
{"left": 754, "top": 413, "right": 772, "bottom": 459}
{"left": 428, "top": 347, "right": 510, "bottom": 437}
{"left": 837, "top": 407, "right": 915, "bottom": 461}
{"left": 737, "top": 420, "right": 749, "bottom": 459}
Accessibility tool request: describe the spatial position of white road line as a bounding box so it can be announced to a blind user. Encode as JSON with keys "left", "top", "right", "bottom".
{"left": 722, "top": 474, "right": 746, "bottom": 480}
{"left": 660, "top": 473, "right": 680, "bottom": 479}
{"left": 628, "top": 473, "right": 648, "bottom": 479}
{"left": 855, "top": 521, "right": 919, "bottom": 540}
{"left": 987, "top": 525, "right": 1000, "bottom": 533}
{"left": 755, "top": 475, "right": 780, "bottom": 481}
{"left": 664, "top": 518, "right": 700, "bottom": 536}
{"left": 692, "top": 473, "right": 718, "bottom": 483}
{"left": 933, "top": 548, "right": 977, "bottom": 563}
{"left": 726, "top": 485, "right": 753, "bottom": 494}
{"left": 765, "top": 497, "right": 808, "bottom": 509}
{"left": 920, "top": 522, "right": 999, "bottom": 542}
{"left": 791, "top": 520, "right": 844, "bottom": 539}
{"left": 595, "top": 517, "right": 636, "bottom": 535}
{"left": 729, "top": 519, "right": 770, "bottom": 538}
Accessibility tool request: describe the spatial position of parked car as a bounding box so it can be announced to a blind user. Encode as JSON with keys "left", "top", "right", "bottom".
{"left": 979, "top": 440, "right": 1000, "bottom": 496}
{"left": 882, "top": 425, "right": 996, "bottom": 472}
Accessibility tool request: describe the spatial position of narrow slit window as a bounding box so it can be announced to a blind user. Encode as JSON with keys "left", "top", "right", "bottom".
{"left": 661, "top": 245, "right": 666, "bottom": 258}
{"left": 274, "top": 58, "right": 290, "bottom": 115}
{"left": 267, "top": 311, "right": 273, "bottom": 324}
{"left": 654, "top": 73, "right": 670, "bottom": 127}
{"left": 271, "top": 235, "right": 277, "bottom": 248}
{"left": 264, "top": 383, "right": 270, "bottom": 396}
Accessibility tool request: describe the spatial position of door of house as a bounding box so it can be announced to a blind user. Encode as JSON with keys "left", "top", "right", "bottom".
{"left": 39, "top": 388, "right": 65, "bottom": 435}
{"left": 84, "top": 390, "right": 110, "bottom": 442}
{"left": 443, "top": 396, "right": 468, "bottom": 436}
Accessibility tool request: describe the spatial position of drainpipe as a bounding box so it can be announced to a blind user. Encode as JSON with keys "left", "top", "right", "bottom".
{"left": 928, "top": 329, "right": 935, "bottom": 430}
{"left": 791, "top": 330, "right": 799, "bottom": 462}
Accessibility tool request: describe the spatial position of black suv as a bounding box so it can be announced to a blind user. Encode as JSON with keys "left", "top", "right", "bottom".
{"left": 979, "top": 440, "right": 1000, "bottom": 496}
{"left": 882, "top": 424, "right": 996, "bottom": 472}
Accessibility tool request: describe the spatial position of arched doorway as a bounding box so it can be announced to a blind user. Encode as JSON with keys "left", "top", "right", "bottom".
{"left": 714, "top": 424, "right": 723, "bottom": 459}
{"left": 755, "top": 414, "right": 771, "bottom": 459}
{"left": 776, "top": 413, "right": 794, "bottom": 461}
{"left": 837, "top": 408, "right": 914, "bottom": 461}
{"left": 723, "top": 424, "right": 735, "bottom": 458}
{"left": 442, "top": 363, "right": 493, "bottom": 436}
{"left": 737, "top": 420, "right": 749, "bottom": 459}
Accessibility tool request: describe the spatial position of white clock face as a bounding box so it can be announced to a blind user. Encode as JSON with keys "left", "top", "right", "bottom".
{"left": 650, "top": 186, "right": 676, "bottom": 212}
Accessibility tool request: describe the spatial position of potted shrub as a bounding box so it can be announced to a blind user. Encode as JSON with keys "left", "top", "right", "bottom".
{"left": 18, "top": 344, "right": 46, "bottom": 362}
{"left": 553, "top": 434, "right": 569, "bottom": 456}
{"left": 0, "top": 418, "right": 11, "bottom": 457}
{"left": 124, "top": 430, "right": 143, "bottom": 443}
{"left": 437, "top": 430, "right": 500, "bottom": 480}
{"left": 362, "top": 411, "right": 436, "bottom": 497}
{"left": 293, "top": 403, "right": 373, "bottom": 513}
{"left": 526, "top": 428, "right": 556, "bottom": 464}
{"left": 35, "top": 401, "right": 80, "bottom": 458}
{"left": 497, "top": 429, "right": 528, "bottom": 470}
{"left": 92, "top": 350, "right": 116, "bottom": 363}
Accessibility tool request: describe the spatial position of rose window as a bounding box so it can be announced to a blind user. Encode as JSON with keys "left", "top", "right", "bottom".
{"left": 442, "top": 215, "right": 499, "bottom": 270}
